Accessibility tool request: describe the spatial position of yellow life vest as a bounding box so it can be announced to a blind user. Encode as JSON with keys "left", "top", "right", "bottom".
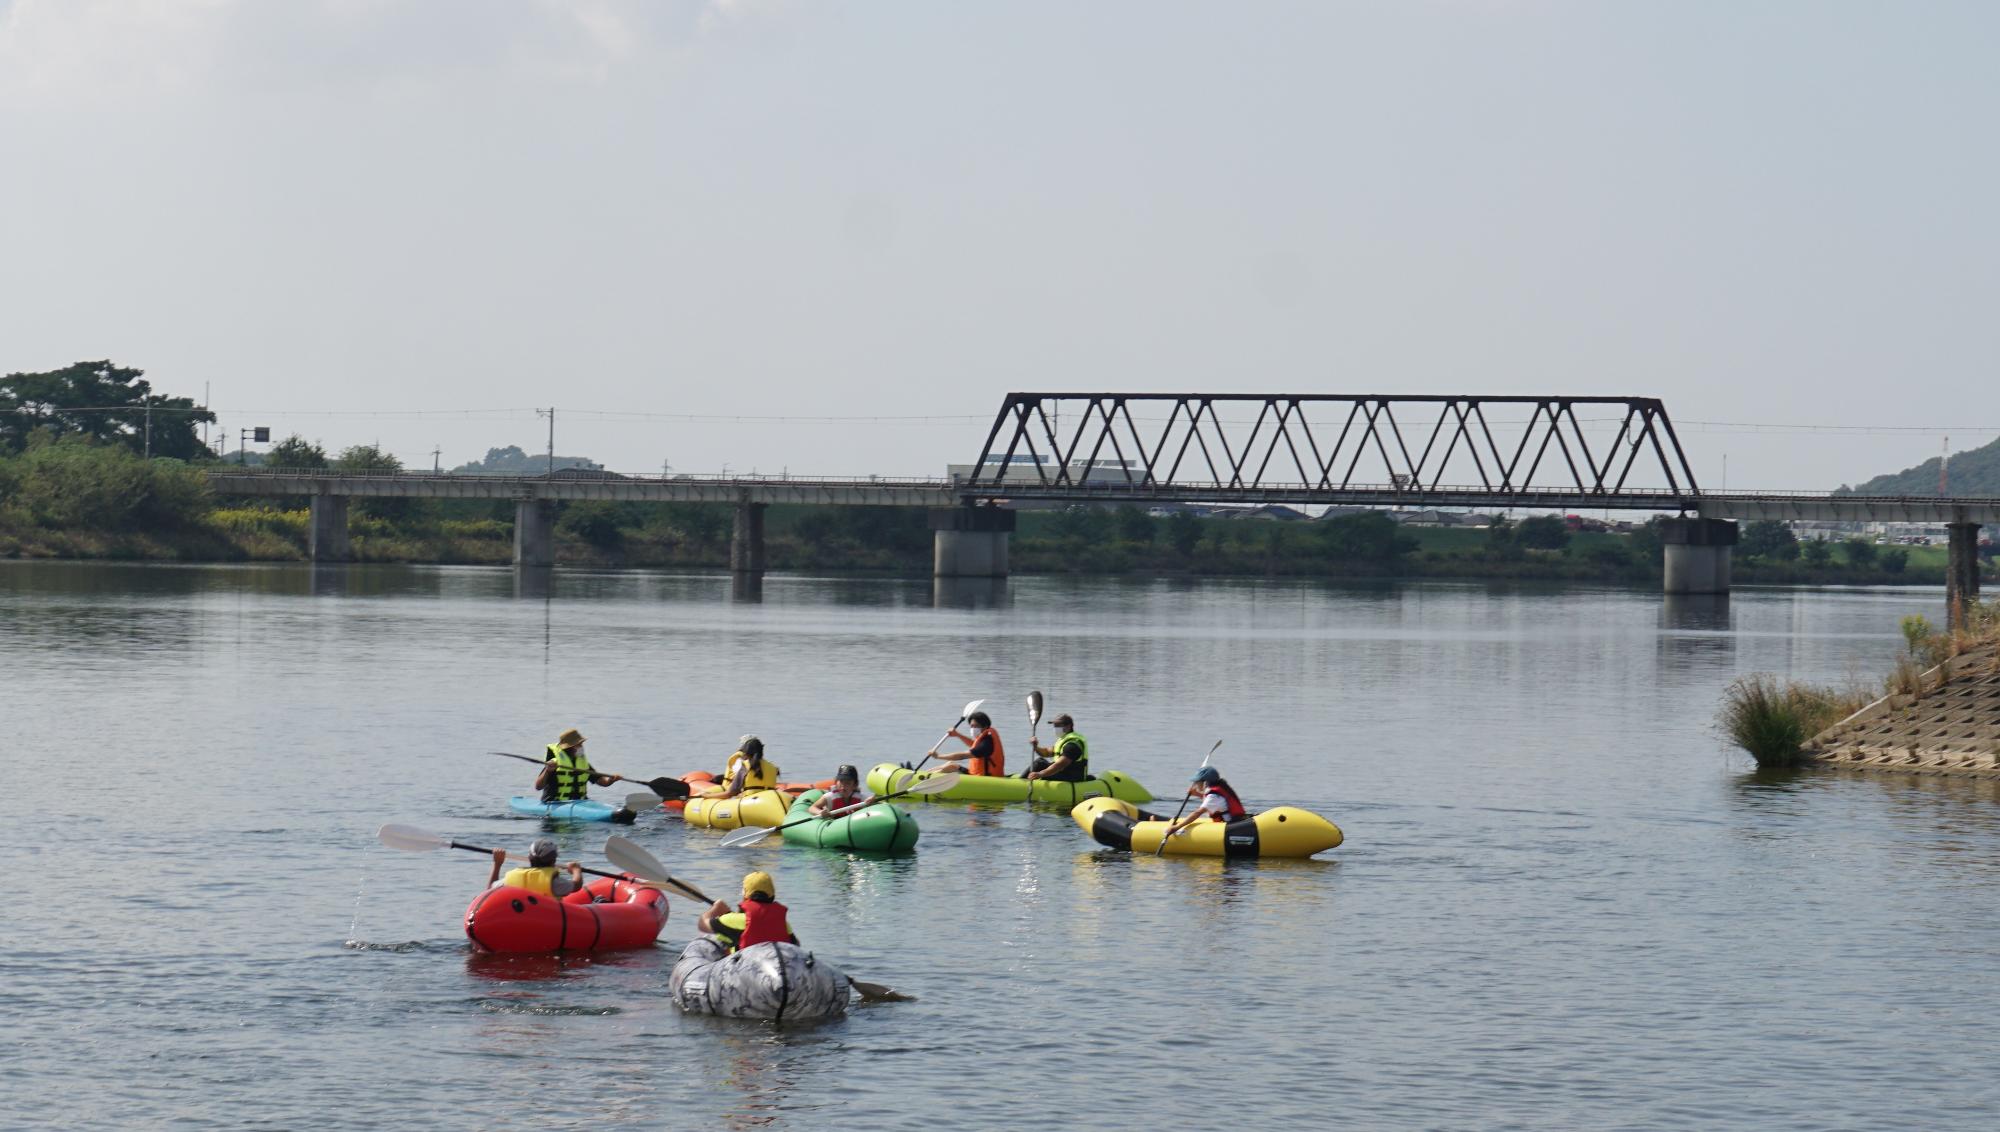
{"left": 725, "top": 750, "right": 780, "bottom": 790}
{"left": 546, "top": 743, "right": 593, "bottom": 802}
{"left": 501, "top": 865, "right": 559, "bottom": 894}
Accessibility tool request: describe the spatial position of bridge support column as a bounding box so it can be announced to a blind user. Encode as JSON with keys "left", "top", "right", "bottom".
{"left": 931, "top": 506, "right": 1015, "bottom": 578}
{"left": 1947, "top": 522, "right": 1982, "bottom": 630}
{"left": 514, "top": 500, "right": 555, "bottom": 568}
{"left": 730, "top": 502, "right": 767, "bottom": 577}
{"left": 1660, "top": 518, "right": 1736, "bottom": 595}
{"left": 309, "top": 494, "right": 350, "bottom": 563}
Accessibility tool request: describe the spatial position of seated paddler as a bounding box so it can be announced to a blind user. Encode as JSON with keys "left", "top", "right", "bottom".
{"left": 537, "top": 728, "right": 619, "bottom": 803}
{"left": 487, "top": 838, "right": 584, "bottom": 897}
{"left": 697, "top": 871, "right": 800, "bottom": 952}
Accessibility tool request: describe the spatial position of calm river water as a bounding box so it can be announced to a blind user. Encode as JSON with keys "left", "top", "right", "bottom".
{"left": 3, "top": 562, "right": 1997, "bottom": 1130}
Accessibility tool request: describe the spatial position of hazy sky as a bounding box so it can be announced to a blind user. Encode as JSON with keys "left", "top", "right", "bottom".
{"left": 2, "top": 1, "right": 1994, "bottom": 489}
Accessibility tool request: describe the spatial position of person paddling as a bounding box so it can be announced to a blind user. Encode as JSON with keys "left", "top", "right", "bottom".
{"left": 487, "top": 838, "right": 585, "bottom": 897}
{"left": 808, "top": 764, "right": 877, "bottom": 817}
{"left": 1163, "top": 767, "right": 1249, "bottom": 839}
{"left": 703, "top": 736, "right": 781, "bottom": 799}
{"left": 696, "top": 871, "right": 800, "bottom": 952}
{"left": 932, "top": 711, "right": 1005, "bottom": 777}
{"left": 537, "top": 728, "right": 618, "bottom": 803}
{"left": 1025, "top": 712, "right": 1088, "bottom": 782}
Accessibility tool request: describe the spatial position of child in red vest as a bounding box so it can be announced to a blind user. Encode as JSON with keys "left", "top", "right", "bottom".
{"left": 696, "top": 871, "right": 800, "bottom": 951}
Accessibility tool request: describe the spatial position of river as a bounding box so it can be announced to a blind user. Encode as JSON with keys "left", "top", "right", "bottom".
{"left": 3, "top": 562, "right": 1997, "bottom": 1130}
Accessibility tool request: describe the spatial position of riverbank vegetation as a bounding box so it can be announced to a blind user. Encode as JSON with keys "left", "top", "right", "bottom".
{"left": 1719, "top": 603, "right": 2000, "bottom": 767}
{"left": 0, "top": 428, "right": 1990, "bottom": 588}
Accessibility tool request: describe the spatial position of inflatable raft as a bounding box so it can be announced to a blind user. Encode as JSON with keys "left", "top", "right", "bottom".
{"left": 464, "top": 874, "right": 668, "bottom": 952}
{"left": 780, "top": 790, "right": 920, "bottom": 853}
{"left": 508, "top": 796, "right": 624, "bottom": 822}
{"left": 1072, "top": 796, "right": 1343, "bottom": 859}
{"left": 669, "top": 937, "right": 850, "bottom": 1022}
{"left": 867, "top": 763, "right": 1153, "bottom": 806}
{"left": 683, "top": 788, "right": 793, "bottom": 830}
{"left": 664, "top": 772, "right": 836, "bottom": 813}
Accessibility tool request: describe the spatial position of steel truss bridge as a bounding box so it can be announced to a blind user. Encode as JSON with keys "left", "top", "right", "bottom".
{"left": 205, "top": 393, "right": 2000, "bottom": 524}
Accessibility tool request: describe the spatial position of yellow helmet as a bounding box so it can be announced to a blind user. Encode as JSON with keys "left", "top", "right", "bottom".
{"left": 742, "top": 871, "right": 776, "bottom": 899}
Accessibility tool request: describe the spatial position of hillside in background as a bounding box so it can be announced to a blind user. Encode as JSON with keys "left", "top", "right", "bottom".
{"left": 450, "top": 445, "right": 602, "bottom": 476}
{"left": 1840, "top": 435, "right": 2000, "bottom": 496}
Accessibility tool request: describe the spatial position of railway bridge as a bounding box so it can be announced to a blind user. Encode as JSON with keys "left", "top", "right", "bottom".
{"left": 203, "top": 394, "right": 1995, "bottom": 623}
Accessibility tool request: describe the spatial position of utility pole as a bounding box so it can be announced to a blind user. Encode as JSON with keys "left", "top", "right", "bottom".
{"left": 1941, "top": 436, "right": 1949, "bottom": 495}
{"left": 537, "top": 407, "right": 556, "bottom": 480}
{"left": 144, "top": 398, "right": 153, "bottom": 459}
{"left": 432, "top": 446, "right": 442, "bottom": 474}
{"left": 202, "top": 382, "right": 210, "bottom": 452}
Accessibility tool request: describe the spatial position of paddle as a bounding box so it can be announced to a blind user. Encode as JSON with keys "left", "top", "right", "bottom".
{"left": 376, "top": 823, "right": 672, "bottom": 892}
{"left": 1155, "top": 740, "right": 1223, "bottom": 856}
{"left": 910, "top": 699, "right": 985, "bottom": 775}
{"left": 1027, "top": 691, "right": 1043, "bottom": 747}
{"left": 624, "top": 792, "right": 672, "bottom": 813}
{"left": 601, "top": 835, "right": 913, "bottom": 1003}
{"left": 489, "top": 751, "right": 691, "bottom": 801}
{"left": 717, "top": 771, "right": 965, "bottom": 848}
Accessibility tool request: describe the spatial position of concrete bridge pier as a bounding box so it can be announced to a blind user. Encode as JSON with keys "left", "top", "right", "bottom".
{"left": 515, "top": 500, "right": 555, "bottom": 568}
{"left": 730, "top": 502, "right": 767, "bottom": 578}
{"left": 1948, "top": 521, "right": 1983, "bottom": 630}
{"left": 309, "top": 494, "right": 350, "bottom": 563}
{"left": 1661, "top": 518, "right": 1737, "bottom": 595}
{"left": 931, "top": 506, "right": 1015, "bottom": 578}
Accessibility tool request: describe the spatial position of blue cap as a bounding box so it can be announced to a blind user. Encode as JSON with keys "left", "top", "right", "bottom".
{"left": 1191, "top": 767, "right": 1220, "bottom": 785}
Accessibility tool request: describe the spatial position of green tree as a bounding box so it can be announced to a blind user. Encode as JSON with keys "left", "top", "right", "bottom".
{"left": 1046, "top": 505, "right": 1109, "bottom": 543}
{"left": 1842, "top": 537, "right": 1878, "bottom": 569}
{"left": 0, "top": 438, "right": 210, "bottom": 531}
{"left": 1801, "top": 539, "right": 1833, "bottom": 567}
{"left": 1879, "top": 547, "right": 1909, "bottom": 574}
{"left": 1317, "top": 511, "right": 1418, "bottom": 561}
{"left": 1167, "top": 510, "right": 1201, "bottom": 558}
{"left": 559, "top": 501, "right": 625, "bottom": 550}
{"left": 1627, "top": 517, "right": 1664, "bottom": 564}
{"left": 0, "top": 360, "right": 214, "bottom": 459}
{"left": 267, "top": 434, "right": 328, "bottom": 469}
{"left": 1517, "top": 515, "right": 1571, "bottom": 550}
{"left": 1112, "top": 505, "right": 1155, "bottom": 545}
{"left": 660, "top": 503, "right": 730, "bottom": 547}
{"left": 333, "top": 445, "right": 423, "bottom": 522}
{"left": 1740, "top": 520, "right": 1797, "bottom": 560}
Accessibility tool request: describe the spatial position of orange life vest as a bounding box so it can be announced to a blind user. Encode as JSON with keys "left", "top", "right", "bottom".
{"left": 969, "top": 728, "right": 1005, "bottom": 778}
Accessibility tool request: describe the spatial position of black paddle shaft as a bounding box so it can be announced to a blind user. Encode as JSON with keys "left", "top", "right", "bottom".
{"left": 489, "top": 751, "right": 689, "bottom": 800}
{"left": 446, "top": 840, "right": 644, "bottom": 887}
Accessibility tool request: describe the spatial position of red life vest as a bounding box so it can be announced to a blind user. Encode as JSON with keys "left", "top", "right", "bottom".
{"left": 1205, "top": 781, "right": 1248, "bottom": 821}
{"left": 736, "top": 898, "right": 792, "bottom": 949}
{"left": 969, "top": 729, "right": 1005, "bottom": 778}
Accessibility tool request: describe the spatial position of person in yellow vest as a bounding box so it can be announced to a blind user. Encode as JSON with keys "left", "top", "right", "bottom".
{"left": 703, "top": 736, "right": 781, "bottom": 799}
{"left": 486, "top": 839, "right": 584, "bottom": 897}
{"left": 536, "top": 728, "right": 619, "bottom": 803}
{"left": 1025, "top": 713, "right": 1090, "bottom": 782}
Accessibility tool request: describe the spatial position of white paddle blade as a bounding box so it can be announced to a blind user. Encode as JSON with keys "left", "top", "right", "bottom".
{"left": 960, "top": 698, "right": 984, "bottom": 721}
{"left": 719, "top": 825, "right": 774, "bottom": 849}
{"left": 1026, "top": 690, "right": 1043, "bottom": 727}
{"left": 603, "top": 835, "right": 672, "bottom": 883}
{"left": 907, "top": 771, "right": 963, "bottom": 795}
{"left": 623, "top": 793, "right": 662, "bottom": 812}
{"left": 377, "top": 824, "right": 449, "bottom": 852}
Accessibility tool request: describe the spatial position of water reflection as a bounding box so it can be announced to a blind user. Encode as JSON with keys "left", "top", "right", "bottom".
{"left": 731, "top": 574, "right": 764, "bottom": 603}
{"left": 1661, "top": 592, "right": 1731, "bottom": 631}
{"left": 513, "top": 566, "right": 553, "bottom": 601}
{"left": 931, "top": 577, "right": 1010, "bottom": 609}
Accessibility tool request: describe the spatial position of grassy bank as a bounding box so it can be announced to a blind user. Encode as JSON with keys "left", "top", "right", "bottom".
{"left": 1719, "top": 605, "right": 2000, "bottom": 767}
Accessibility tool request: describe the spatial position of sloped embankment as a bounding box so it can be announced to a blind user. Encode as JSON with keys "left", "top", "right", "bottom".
{"left": 1806, "top": 647, "right": 2000, "bottom": 776}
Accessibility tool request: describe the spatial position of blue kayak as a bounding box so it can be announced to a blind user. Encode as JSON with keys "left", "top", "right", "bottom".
{"left": 508, "top": 796, "right": 622, "bottom": 822}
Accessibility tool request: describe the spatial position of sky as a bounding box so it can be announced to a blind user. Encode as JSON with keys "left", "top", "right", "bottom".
{"left": 2, "top": 1, "right": 1995, "bottom": 490}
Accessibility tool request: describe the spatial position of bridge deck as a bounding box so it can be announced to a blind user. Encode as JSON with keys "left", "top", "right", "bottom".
{"left": 201, "top": 469, "right": 2000, "bottom": 523}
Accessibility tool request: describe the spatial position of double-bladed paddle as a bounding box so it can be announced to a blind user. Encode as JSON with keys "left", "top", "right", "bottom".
{"left": 601, "top": 835, "right": 913, "bottom": 1003}
{"left": 1156, "top": 740, "right": 1223, "bottom": 856}
{"left": 910, "top": 699, "right": 985, "bottom": 775}
{"left": 376, "top": 823, "right": 671, "bottom": 892}
{"left": 489, "top": 751, "right": 691, "bottom": 801}
{"left": 716, "top": 771, "right": 964, "bottom": 848}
